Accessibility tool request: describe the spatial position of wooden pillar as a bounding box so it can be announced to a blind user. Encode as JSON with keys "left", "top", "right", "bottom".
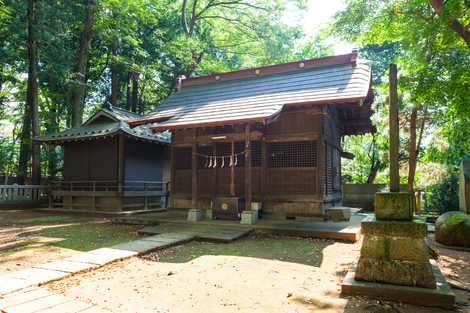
{"left": 170, "top": 145, "right": 176, "bottom": 198}
{"left": 230, "top": 141, "right": 235, "bottom": 196}
{"left": 244, "top": 124, "right": 252, "bottom": 210}
{"left": 213, "top": 144, "right": 218, "bottom": 197}
{"left": 260, "top": 139, "right": 267, "bottom": 199}
{"left": 191, "top": 142, "right": 198, "bottom": 210}
{"left": 389, "top": 64, "right": 400, "bottom": 192}
{"left": 117, "top": 133, "right": 125, "bottom": 197}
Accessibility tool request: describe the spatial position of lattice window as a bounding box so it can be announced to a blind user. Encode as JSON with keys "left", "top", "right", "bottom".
{"left": 174, "top": 147, "right": 191, "bottom": 169}
{"left": 268, "top": 141, "right": 317, "bottom": 168}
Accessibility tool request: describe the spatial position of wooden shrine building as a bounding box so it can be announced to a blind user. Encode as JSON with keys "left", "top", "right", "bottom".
{"left": 130, "top": 50, "right": 375, "bottom": 220}
{"left": 35, "top": 106, "right": 171, "bottom": 212}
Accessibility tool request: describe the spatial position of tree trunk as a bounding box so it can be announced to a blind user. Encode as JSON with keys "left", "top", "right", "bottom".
{"left": 27, "top": 0, "right": 40, "bottom": 185}
{"left": 17, "top": 104, "right": 31, "bottom": 185}
{"left": 407, "top": 107, "right": 418, "bottom": 212}
{"left": 407, "top": 107, "right": 418, "bottom": 191}
{"left": 131, "top": 73, "right": 138, "bottom": 112}
{"left": 110, "top": 45, "right": 118, "bottom": 106}
{"left": 126, "top": 72, "right": 132, "bottom": 110}
{"left": 45, "top": 98, "right": 58, "bottom": 180}
{"left": 70, "top": 0, "right": 95, "bottom": 127}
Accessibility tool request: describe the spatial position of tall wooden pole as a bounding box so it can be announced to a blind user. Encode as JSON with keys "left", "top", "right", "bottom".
{"left": 191, "top": 141, "right": 198, "bottom": 210}
{"left": 244, "top": 124, "right": 252, "bottom": 210}
{"left": 230, "top": 141, "right": 235, "bottom": 196}
{"left": 389, "top": 64, "right": 400, "bottom": 192}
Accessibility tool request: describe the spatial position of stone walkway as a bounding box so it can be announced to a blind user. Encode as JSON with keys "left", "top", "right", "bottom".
{"left": 0, "top": 232, "right": 196, "bottom": 313}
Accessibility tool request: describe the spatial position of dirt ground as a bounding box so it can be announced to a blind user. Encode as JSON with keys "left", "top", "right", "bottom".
{"left": 46, "top": 234, "right": 470, "bottom": 313}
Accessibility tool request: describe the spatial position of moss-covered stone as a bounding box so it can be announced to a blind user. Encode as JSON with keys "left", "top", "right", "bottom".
{"left": 355, "top": 257, "right": 436, "bottom": 288}
{"left": 360, "top": 235, "right": 386, "bottom": 259}
{"left": 435, "top": 211, "right": 470, "bottom": 247}
{"left": 388, "top": 237, "right": 430, "bottom": 262}
{"left": 361, "top": 219, "right": 427, "bottom": 238}
{"left": 375, "top": 192, "right": 413, "bottom": 221}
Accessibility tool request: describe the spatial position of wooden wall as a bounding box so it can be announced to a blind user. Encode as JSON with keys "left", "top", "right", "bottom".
{"left": 124, "top": 138, "right": 165, "bottom": 182}
{"left": 63, "top": 138, "right": 118, "bottom": 181}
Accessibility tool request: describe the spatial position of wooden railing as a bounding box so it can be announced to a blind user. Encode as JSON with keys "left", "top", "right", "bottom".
{"left": 50, "top": 180, "right": 168, "bottom": 193}
{"left": 50, "top": 180, "right": 170, "bottom": 211}
{"left": 0, "top": 185, "right": 49, "bottom": 203}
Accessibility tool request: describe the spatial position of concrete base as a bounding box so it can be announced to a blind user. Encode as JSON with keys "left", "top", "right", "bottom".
{"left": 187, "top": 209, "right": 204, "bottom": 221}
{"left": 326, "top": 207, "right": 352, "bottom": 222}
{"left": 240, "top": 210, "right": 258, "bottom": 225}
{"left": 341, "top": 260, "right": 455, "bottom": 309}
{"left": 205, "top": 209, "right": 213, "bottom": 220}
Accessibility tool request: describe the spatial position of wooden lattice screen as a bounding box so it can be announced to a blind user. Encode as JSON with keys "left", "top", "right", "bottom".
{"left": 268, "top": 141, "right": 317, "bottom": 168}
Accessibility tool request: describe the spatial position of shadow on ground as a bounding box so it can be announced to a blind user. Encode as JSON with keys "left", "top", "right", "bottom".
{"left": 142, "top": 233, "right": 335, "bottom": 267}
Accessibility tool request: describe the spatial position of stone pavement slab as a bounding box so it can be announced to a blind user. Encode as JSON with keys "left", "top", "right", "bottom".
{"left": 64, "top": 251, "right": 126, "bottom": 266}
{"left": 140, "top": 233, "right": 195, "bottom": 243}
{"left": 0, "top": 287, "right": 110, "bottom": 313}
{"left": 35, "top": 299, "right": 94, "bottom": 313}
{"left": 5, "top": 268, "right": 68, "bottom": 285}
{"left": 0, "top": 277, "right": 33, "bottom": 295}
{"left": 0, "top": 287, "right": 50, "bottom": 308}
{"left": 33, "top": 260, "right": 99, "bottom": 274}
{"left": 3, "top": 293, "right": 71, "bottom": 313}
{"left": 111, "top": 239, "right": 177, "bottom": 253}
{"left": 88, "top": 247, "right": 138, "bottom": 258}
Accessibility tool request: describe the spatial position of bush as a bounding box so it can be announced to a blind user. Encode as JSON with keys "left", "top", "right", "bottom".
{"left": 424, "top": 173, "right": 459, "bottom": 214}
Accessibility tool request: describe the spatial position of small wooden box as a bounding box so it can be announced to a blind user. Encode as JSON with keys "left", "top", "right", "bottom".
{"left": 213, "top": 197, "right": 245, "bottom": 220}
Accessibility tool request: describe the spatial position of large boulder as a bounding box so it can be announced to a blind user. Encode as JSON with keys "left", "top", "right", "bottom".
{"left": 435, "top": 211, "right": 470, "bottom": 247}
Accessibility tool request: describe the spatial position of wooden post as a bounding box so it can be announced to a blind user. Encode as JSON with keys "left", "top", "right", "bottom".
{"left": 191, "top": 142, "right": 198, "bottom": 210}
{"left": 170, "top": 145, "right": 176, "bottom": 202}
{"left": 244, "top": 124, "right": 252, "bottom": 211}
{"left": 230, "top": 141, "right": 235, "bottom": 196}
{"left": 213, "top": 143, "right": 218, "bottom": 197}
{"left": 389, "top": 64, "right": 400, "bottom": 192}
{"left": 260, "top": 139, "right": 267, "bottom": 200}
{"left": 144, "top": 182, "right": 148, "bottom": 210}
{"left": 92, "top": 181, "right": 96, "bottom": 211}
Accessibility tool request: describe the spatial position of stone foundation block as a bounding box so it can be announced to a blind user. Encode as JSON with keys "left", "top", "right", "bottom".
{"left": 361, "top": 219, "right": 427, "bottom": 238}
{"left": 355, "top": 257, "right": 436, "bottom": 289}
{"left": 240, "top": 210, "right": 258, "bottom": 225}
{"left": 187, "top": 209, "right": 203, "bottom": 221}
{"left": 375, "top": 192, "right": 413, "bottom": 220}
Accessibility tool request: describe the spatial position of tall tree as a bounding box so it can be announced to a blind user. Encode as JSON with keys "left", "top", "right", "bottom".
{"left": 70, "top": 0, "right": 96, "bottom": 127}
{"left": 27, "top": 0, "right": 40, "bottom": 184}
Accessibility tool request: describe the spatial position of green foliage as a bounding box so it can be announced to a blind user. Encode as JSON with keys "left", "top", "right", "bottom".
{"left": 424, "top": 171, "right": 459, "bottom": 214}
{"left": 332, "top": 0, "right": 470, "bottom": 189}
{"left": 0, "top": 0, "right": 330, "bottom": 179}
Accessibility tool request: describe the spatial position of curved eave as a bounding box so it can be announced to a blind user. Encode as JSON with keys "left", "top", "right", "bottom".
{"left": 35, "top": 129, "right": 169, "bottom": 145}
{"left": 150, "top": 95, "right": 367, "bottom": 132}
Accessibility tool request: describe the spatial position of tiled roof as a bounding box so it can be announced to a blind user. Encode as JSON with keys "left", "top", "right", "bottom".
{"left": 131, "top": 52, "right": 373, "bottom": 132}
{"left": 35, "top": 106, "right": 170, "bottom": 144}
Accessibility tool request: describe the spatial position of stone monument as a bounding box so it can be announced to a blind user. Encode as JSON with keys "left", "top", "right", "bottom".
{"left": 341, "top": 64, "right": 455, "bottom": 309}
{"left": 354, "top": 64, "right": 436, "bottom": 288}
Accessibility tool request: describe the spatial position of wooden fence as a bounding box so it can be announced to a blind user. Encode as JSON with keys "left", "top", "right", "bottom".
{"left": 0, "top": 185, "right": 49, "bottom": 207}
